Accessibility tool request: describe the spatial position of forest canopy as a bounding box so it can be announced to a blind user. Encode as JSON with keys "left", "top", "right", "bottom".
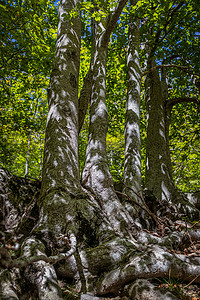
{"left": 1, "top": 0, "right": 199, "bottom": 192}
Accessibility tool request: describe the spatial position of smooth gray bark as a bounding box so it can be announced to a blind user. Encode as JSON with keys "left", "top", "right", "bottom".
{"left": 145, "top": 58, "right": 176, "bottom": 202}
{"left": 78, "top": 0, "right": 129, "bottom": 133}
{"left": 82, "top": 3, "right": 136, "bottom": 236}
{"left": 144, "top": 60, "right": 199, "bottom": 221}
{"left": 40, "top": 0, "right": 82, "bottom": 235}
{"left": 124, "top": 15, "right": 142, "bottom": 206}
{"left": 96, "top": 243, "right": 200, "bottom": 294}
{"left": 20, "top": 1, "right": 82, "bottom": 299}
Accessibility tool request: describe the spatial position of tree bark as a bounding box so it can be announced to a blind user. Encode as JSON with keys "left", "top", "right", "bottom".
{"left": 81, "top": 3, "right": 136, "bottom": 237}
{"left": 40, "top": 0, "right": 82, "bottom": 234}
{"left": 145, "top": 58, "right": 178, "bottom": 202}
{"left": 124, "top": 14, "right": 143, "bottom": 208}
{"left": 145, "top": 59, "right": 199, "bottom": 220}
{"left": 20, "top": 1, "right": 83, "bottom": 298}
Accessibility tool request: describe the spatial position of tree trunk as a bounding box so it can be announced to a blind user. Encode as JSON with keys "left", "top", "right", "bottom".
{"left": 145, "top": 59, "right": 199, "bottom": 219}
{"left": 20, "top": 0, "right": 83, "bottom": 298}
{"left": 25, "top": 130, "right": 31, "bottom": 177}
{"left": 124, "top": 15, "right": 143, "bottom": 209}
{"left": 39, "top": 0, "right": 81, "bottom": 234}
{"left": 145, "top": 57, "right": 178, "bottom": 202}
{"left": 81, "top": 5, "right": 136, "bottom": 237}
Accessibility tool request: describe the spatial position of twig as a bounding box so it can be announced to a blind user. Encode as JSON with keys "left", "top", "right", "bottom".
{"left": 191, "top": 220, "right": 200, "bottom": 229}
{"left": 123, "top": 183, "right": 154, "bottom": 213}
{"left": 143, "top": 64, "right": 199, "bottom": 77}
{"left": 184, "top": 275, "right": 200, "bottom": 288}
{"left": 115, "top": 190, "right": 160, "bottom": 225}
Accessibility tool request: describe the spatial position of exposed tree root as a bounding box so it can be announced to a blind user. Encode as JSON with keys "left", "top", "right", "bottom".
{"left": 1, "top": 168, "right": 200, "bottom": 299}
{"left": 0, "top": 269, "right": 19, "bottom": 300}
{"left": 21, "top": 237, "right": 63, "bottom": 300}
{"left": 96, "top": 243, "right": 200, "bottom": 295}
{"left": 0, "top": 234, "right": 77, "bottom": 269}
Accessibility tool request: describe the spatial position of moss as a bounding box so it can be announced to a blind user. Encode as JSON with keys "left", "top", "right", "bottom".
{"left": 86, "top": 237, "right": 129, "bottom": 274}
{"left": 21, "top": 237, "right": 46, "bottom": 257}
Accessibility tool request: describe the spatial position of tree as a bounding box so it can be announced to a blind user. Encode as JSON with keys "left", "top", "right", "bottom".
{"left": 0, "top": 0, "right": 200, "bottom": 299}
{"left": 123, "top": 0, "right": 142, "bottom": 209}
{"left": 143, "top": 0, "right": 200, "bottom": 214}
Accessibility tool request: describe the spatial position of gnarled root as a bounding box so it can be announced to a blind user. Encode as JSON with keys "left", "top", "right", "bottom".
{"left": 96, "top": 244, "right": 200, "bottom": 295}
{"left": 21, "top": 237, "right": 63, "bottom": 300}
{"left": 0, "top": 269, "right": 19, "bottom": 300}
{"left": 19, "top": 233, "right": 77, "bottom": 300}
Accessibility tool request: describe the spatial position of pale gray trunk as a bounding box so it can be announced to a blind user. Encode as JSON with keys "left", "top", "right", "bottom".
{"left": 145, "top": 59, "right": 199, "bottom": 220}
{"left": 25, "top": 130, "right": 31, "bottom": 176}
{"left": 39, "top": 0, "right": 82, "bottom": 235}
{"left": 124, "top": 17, "right": 142, "bottom": 205}
{"left": 20, "top": 1, "right": 82, "bottom": 298}
{"left": 82, "top": 18, "right": 110, "bottom": 194}
{"left": 82, "top": 17, "right": 134, "bottom": 234}
{"left": 145, "top": 59, "right": 177, "bottom": 202}
{"left": 39, "top": 133, "right": 43, "bottom": 180}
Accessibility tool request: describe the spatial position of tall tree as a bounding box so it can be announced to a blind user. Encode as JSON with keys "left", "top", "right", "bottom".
{"left": 123, "top": 2, "right": 142, "bottom": 209}
{"left": 145, "top": 57, "right": 176, "bottom": 202}
{"left": 81, "top": 0, "right": 136, "bottom": 234}
{"left": 142, "top": 0, "right": 200, "bottom": 214}
{"left": 23, "top": 0, "right": 82, "bottom": 297}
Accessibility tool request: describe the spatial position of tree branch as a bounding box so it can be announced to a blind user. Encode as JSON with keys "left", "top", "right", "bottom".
{"left": 166, "top": 97, "right": 200, "bottom": 109}
{"left": 143, "top": 64, "right": 199, "bottom": 77}
{"left": 78, "top": 0, "right": 130, "bottom": 130}
{"left": 103, "top": 0, "right": 129, "bottom": 46}
{"left": 150, "top": 1, "right": 184, "bottom": 57}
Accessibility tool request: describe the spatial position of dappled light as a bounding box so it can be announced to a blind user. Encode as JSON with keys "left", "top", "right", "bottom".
{"left": 0, "top": 0, "right": 199, "bottom": 299}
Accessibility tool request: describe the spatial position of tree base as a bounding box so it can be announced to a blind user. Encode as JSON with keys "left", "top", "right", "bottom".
{"left": 0, "top": 169, "right": 200, "bottom": 300}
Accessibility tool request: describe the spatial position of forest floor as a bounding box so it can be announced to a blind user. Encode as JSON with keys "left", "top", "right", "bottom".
{"left": 1, "top": 169, "right": 200, "bottom": 300}
{"left": 59, "top": 281, "right": 200, "bottom": 300}
{"left": 58, "top": 219, "right": 200, "bottom": 300}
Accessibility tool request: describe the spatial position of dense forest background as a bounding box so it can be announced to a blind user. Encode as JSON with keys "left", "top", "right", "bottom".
{"left": 1, "top": 0, "right": 199, "bottom": 192}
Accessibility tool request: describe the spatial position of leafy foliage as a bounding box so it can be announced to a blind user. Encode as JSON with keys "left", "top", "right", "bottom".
{"left": 0, "top": 0, "right": 57, "bottom": 177}
{"left": 170, "top": 102, "right": 200, "bottom": 192}
{"left": 0, "top": 0, "right": 199, "bottom": 192}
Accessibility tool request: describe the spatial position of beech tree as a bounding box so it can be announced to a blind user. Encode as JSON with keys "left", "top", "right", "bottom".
{"left": 0, "top": 0, "right": 200, "bottom": 299}
{"left": 123, "top": 1, "right": 142, "bottom": 207}
{"left": 143, "top": 0, "right": 200, "bottom": 211}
